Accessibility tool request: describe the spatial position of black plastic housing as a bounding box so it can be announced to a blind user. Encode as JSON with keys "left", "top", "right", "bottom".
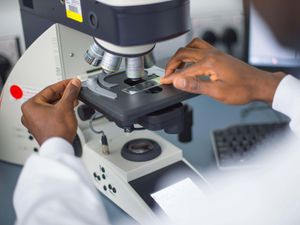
{"left": 19, "top": 0, "right": 190, "bottom": 47}
{"left": 78, "top": 71, "right": 196, "bottom": 132}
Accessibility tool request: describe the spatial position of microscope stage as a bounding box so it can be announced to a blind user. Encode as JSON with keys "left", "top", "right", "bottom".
{"left": 79, "top": 67, "right": 196, "bottom": 128}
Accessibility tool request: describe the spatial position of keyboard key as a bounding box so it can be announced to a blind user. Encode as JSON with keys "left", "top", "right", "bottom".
{"left": 212, "top": 121, "right": 289, "bottom": 169}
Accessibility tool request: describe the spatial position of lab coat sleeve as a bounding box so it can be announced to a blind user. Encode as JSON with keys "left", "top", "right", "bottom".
{"left": 273, "top": 75, "right": 300, "bottom": 135}
{"left": 13, "top": 137, "right": 110, "bottom": 225}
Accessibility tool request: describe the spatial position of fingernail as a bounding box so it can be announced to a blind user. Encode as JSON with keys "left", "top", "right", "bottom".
{"left": 174, "top": 78, "right": 187, "bottom": 89}
{"left": 71, "top": 79, "right": 81, "bottom": 88}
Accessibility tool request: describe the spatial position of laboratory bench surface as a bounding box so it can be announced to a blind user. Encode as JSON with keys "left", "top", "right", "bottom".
{"left": 0, "top": 96, "right": 284, "bottom": 225}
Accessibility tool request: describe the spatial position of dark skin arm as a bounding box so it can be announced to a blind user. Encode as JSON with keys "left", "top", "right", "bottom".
{"left": 161, "top": 38, "right": 286, "bottom": 105}
{"left": 21, "top": 79, "right": 81, "bottom": 145}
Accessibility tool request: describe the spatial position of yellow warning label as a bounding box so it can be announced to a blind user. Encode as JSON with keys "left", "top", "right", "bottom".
{"left": 66, "top": 10, "right": 83, "bottom": 23}
{"left": 65, "top": 0, "right": 83, "bottom": 23}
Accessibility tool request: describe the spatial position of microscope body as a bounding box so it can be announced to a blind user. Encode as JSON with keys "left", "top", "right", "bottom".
{"left": 0, "top": 1, "right": 209, "bottom": 223}
{"left": 0, "top": 24, "right": 207, "bottom": 223}
{"left": 19, "top": 0, "right": 193, "bottom": 132}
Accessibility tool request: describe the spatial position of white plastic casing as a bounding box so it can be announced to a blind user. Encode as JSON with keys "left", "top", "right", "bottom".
{"left": 95, "top": 38, "right": 155, "bottom": 56}
{"left": 0, "top": 24, "right": 207, "bottom": 224}
{"left": 96, "top": 0, "right": 172, "bottom": 7}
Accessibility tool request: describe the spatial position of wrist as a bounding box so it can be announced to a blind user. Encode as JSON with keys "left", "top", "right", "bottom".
{"left": 253, "top": 71, "right": 286, "bottom": 104}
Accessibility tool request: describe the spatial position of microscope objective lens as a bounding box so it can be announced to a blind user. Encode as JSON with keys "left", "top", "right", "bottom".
{"left": 100, "top": 52, "right": 122, "bottom": 74}
{"left": 126, "top": 57, "right": 145, "bottom": 79}
{"left": 84, "top": 42, "right": 104, "bottom": 66}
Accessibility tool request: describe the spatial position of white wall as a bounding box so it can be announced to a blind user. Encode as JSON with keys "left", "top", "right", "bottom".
{"left": 190, "top": 0, "right": 243, "bottom": 17}
{"left": 154, "top": 0, "right": 245, "bottom": 66}
{"left": 0, "top": 0, "right": 25, "bottom": 52}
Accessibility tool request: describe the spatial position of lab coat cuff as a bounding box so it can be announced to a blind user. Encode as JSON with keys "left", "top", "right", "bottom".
{"left": 39, "top": 137, "right": 75, "bottom": 157}
{"left": 272, "top": 75, "right": 300, "bottom": 117}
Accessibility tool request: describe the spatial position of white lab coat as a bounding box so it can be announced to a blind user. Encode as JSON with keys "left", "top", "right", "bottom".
{"left": 272, "top": 75, "right": 300, "bottom": 136}
{"left": 13, "top": 75, "right": 300, "bottom": 225}
{"left": 13, "top": 138, "right": 110, "bottom": 225}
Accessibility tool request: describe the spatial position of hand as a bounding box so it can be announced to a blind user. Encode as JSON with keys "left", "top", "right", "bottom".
{"left": 161, "top": 38, "right": 286, "bottom": 105}
{"left": 21, "top": 79, "right": 81, "bottom": 145}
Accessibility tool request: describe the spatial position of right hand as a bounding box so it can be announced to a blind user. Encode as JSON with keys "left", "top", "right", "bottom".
{"left": 161, "top": 38, "right": 286, "bottom": 105}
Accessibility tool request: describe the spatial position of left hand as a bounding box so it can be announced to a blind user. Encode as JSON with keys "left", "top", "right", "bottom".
{"left": 21, "top": 79, "right": 81, "bottom": 145}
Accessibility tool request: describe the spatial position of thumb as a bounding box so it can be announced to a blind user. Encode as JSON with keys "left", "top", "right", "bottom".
{"left": 59, "top": 79, "right": 81, "bottom": 109}
{"left": 173, "top": 76, "right": 213, "bottom": 95}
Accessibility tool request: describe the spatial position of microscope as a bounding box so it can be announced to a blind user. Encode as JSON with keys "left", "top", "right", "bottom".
{"left": 0, "top": 0, "right": 209, "bottom": 223}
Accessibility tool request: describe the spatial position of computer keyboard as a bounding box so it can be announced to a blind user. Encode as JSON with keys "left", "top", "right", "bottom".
{"left": 211, "top": 122, "right": 289, "bottom": 169}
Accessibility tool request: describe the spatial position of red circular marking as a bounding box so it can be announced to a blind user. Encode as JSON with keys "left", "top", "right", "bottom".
{"left": 10, "top": 85, "right": 23, "bottom": 100}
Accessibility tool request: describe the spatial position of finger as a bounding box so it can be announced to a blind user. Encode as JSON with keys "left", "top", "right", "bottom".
{"left": 161, "top": 62, "right": 218, "bottom": 84}
{"left": 34, "top": 79, "right": 72, "bottom": 104}
{"left": 165, "top": 47, "right": 202, "bottom": 76}
{"left": 177, "top": 62, "right": 185, "bottom": 70}
{"left": 58, "top": 79, "right": 81, "bottom": 110}
{"left": 173, "top": 76, "right": 215, "bottom": 95}
{"left": 165, "top": 47, "right": 209, "bottom": 76}
{"left": 187, "top": 38, "right": 214, "bottom": 49}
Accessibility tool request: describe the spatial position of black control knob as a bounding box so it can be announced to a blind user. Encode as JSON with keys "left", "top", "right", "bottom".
{"left": 221, "top": 28, "right": 238, "bottom": 55}
{"left": 72, "top": 134, "right": 82, "bottom": 157}
{"left": 178, "top": 105, "right": 193, "bottom": 143}
{"left": 202, "top": 30, "right": 217, "bottom": 46}
{"left": 77, "top": 104, "right": 95, "bottom": 121}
